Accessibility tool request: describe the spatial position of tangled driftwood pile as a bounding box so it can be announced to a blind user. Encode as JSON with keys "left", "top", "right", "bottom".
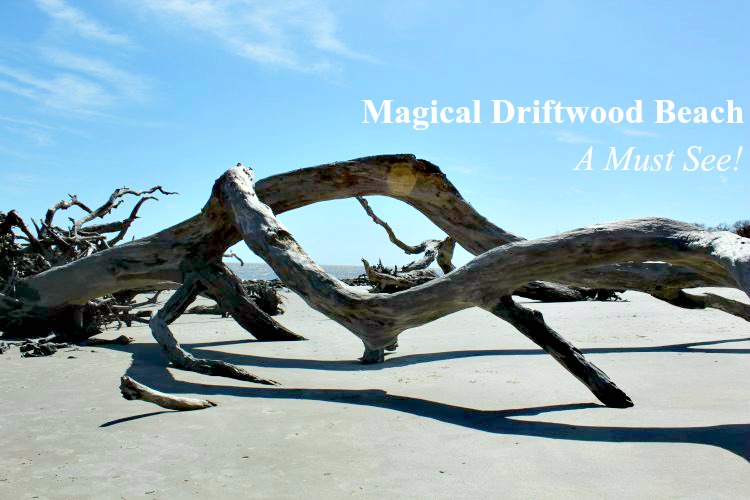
{"left": 2, "top": 155, "right": 749, "bottom": 410}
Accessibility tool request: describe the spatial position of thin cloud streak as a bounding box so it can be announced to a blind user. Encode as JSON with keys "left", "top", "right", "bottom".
{"left": 623, "top": 128, "right": 662, "bottom": 138}
{"left": 556, "top": 131, "right": 601, "bottom": 145}
{"left": 0, "top": 62, "right": 116, "bottom": 112}
{"left": 137, "top": 0, "right": 371, "bottom": 74}
{"left": 43, "top": 49, "right": 150, "bottom": 102}
{"left": 0, "top": 115, "right": 81, "bottom": 134}
{"left": 33, "top": 0, "right": 133, "bottom": 47}
{"left": 0, "top": 51, "right": 150, "bottom": 114}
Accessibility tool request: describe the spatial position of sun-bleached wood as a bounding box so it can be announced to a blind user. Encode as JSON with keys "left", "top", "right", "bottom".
{"left": 120, "top": 376, "right": 216, "bottom": 411}
{"left": 218, "top": 165, "right": 748, "bottom": 406}
{"left": 3, "top": 156, "right": 749, "bottom": 408}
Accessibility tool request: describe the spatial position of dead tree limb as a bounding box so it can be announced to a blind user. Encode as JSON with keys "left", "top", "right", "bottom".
{"left": 357, "top": 194, "right": 610, "bottom": 301}
{"left": 1, "top": 185, "right": 178, "bottom": 340}
{"left": 219, "top": 165, "right": 749, "bottom": 406}
{"left": 490, "top": 297, "right": 631, "bottom": 407}
{"left": 357, "top": 195, "right": 454, "bottom": 274}
{"left": 362, "top": 258, "right": 437, "bottom": 292}
{"left": 73, "top": 186, "right": 177, "bottom": 236}
{"left": 195, "top": 264, "right": 304, "bottom": 341}
{"left": 120, "top": 376, "right": 216, "bottom": 411}
{"left": 148, "top": 272, "right": 278, "bottom": 384}
{"left": 3, "top": 156, "right": 750, "bottom": 407}
{"left": 223, "top": 251, "right": 244, "bottom": 266}
{"left": 45, "top": 195, "right": 92, "bottom": 227}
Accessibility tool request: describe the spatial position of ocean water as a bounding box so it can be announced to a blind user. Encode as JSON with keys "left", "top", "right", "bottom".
{"left": 226, "top": 262, "right": 365, "bottom": 281}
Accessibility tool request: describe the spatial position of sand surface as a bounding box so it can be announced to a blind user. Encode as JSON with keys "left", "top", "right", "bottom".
{"left": 1, "top": 289, "right": 749, "bottom": 499}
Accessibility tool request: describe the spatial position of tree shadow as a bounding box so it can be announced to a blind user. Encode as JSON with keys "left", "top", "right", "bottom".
{"left": 107, "top": 338, "right": 750, "bottom": 463}
{"left": 100, "top": 410, "right": 173, "bottom": 427}
{"left": 173, "top": 336, "right": 750, "bottom": 371}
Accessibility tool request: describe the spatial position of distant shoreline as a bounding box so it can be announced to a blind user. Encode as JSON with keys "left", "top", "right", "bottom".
{"left": 225, "top": 262, "right": 365, "bottom": 280}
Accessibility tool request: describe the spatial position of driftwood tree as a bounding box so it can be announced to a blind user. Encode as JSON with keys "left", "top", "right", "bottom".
{"left": 0, "top": 186, "right": 181, "bottom": 353}
{"left": 2, "top": 155, "right": 749, "bottom": 410}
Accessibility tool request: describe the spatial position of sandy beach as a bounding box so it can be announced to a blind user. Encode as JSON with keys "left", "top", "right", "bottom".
{"left": 1, "top": 288, "right": 749, "bottom": 499}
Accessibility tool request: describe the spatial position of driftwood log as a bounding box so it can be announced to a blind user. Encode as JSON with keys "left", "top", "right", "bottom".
{"left": 1, "top": 155, "right": 749, "bottom": 410}
{"left": 120, "top": 376, "right": 216, "bottom": 411}
{"left": 0, "top": 186, "right": 179, "bottom": 341}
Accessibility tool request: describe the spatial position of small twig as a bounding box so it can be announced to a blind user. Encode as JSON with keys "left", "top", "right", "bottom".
{"left": 74, "top": 186, "right": 177, "bottom": 235}
{"left": 223, "top": 251, "right": 244, "bottom": 266}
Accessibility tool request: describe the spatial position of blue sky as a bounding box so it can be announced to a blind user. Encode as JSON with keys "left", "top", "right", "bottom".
{"left": 1, "top": 1, "right": 747, "bottom": 266}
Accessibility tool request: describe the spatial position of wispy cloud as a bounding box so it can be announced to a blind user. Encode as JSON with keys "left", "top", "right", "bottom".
{"left": 3, "top": 126, "right": 53, "bottom": 147}
{"left": 0, "top": 50, "right": 149, "bottom": 114}
{"left": 1, "top": 1, "right": 147, "bottom": 117}
{"left": 137, "top": 0, "right": 370, "bottom": 74}
{"left": 43, "top": 49, "right": 149, "bottom": 102}
{"left": 0, "top": 170, "right": 44, "bottom": 194}
{"left": 0, "top": 62, "right": 114, "bottom": 113}
{"left": 622, "top": 128, "right": 662, "bottom": 139}
{"left": 0, "top": 114, "right": 81, "bottom": 134}
{"left": 556, "top": 131, "right": 601, "bottom": 145}
{"left": 33, "top": 0, "right": 133, "bottom": 47}
{"left": 0, "top": 115, "right": 57, "bottom": 130}
{"left": 0, "top": 145, "right": 34, "bottom": 160}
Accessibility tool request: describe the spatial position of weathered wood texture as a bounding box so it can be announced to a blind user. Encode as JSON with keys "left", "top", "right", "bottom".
{"left": 120, "top": 376, "right": 216, "bottom": 411}
{"left": 3, "top": 155, "right": 749, "bottom": 408}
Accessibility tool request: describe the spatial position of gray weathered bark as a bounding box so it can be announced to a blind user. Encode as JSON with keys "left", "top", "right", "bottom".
{"left": 120, "top": 376, "right": 216, "bottom": 411}
{"left": 2, "top": 155, "right": 749, "bottom": 408}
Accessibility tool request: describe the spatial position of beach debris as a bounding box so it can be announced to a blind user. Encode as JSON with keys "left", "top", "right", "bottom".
{"left": 19, "top": 336, "right": 71, "bottom": 357}
{"left": 513, "top": 281, "right": 624, "bottom": 302}
{"left": 83, "top": 335, "right": 134, "bottom": 346}
{"left": 186, "top": 304, "right": 226, "bottom": 315}
{"left": 0, "top": 186, "right": 176, "bottom": 343}
{"left": 120, "top": 376, "right": 217, "bottom": 411}
{"left": 361, "top": 258, "right": 437, "bottom": 293}
{"left": 243, "top": 280, "right": 285, "bottom": 315}
{"left": 186, "top": 280, "right": 284, "bottom": 317}
{"left": 1, "top": 155, "right": 749, "bottom": 409}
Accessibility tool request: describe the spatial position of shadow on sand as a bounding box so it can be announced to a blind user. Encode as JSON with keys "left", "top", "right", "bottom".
{"left": 100, "top": 336, "right": 750, "bottom": 462}
{"left": 180, "top": 336, "right": 750, "bottom": 371}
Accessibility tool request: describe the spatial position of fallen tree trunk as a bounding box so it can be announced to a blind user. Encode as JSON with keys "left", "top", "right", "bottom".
{"left": 5, "top": 155, "right": 737, "bottom": 317}
{"left": 2, "top": 156, "right": 749, "bottom": 408}
{"left": 217, "top": 165, "right": 749, "bottom": 406}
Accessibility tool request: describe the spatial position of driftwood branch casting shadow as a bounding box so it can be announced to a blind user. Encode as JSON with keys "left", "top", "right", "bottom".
{"left": 103, "top": 337, "right": 750, "bottom": 462}
{"left": 183, "top": 337, "right": 750, "bottom": 371}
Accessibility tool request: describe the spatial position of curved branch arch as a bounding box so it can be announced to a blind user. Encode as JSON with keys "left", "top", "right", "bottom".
{"left": 3, "top": 156, "right": 749, "bottom": 409}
